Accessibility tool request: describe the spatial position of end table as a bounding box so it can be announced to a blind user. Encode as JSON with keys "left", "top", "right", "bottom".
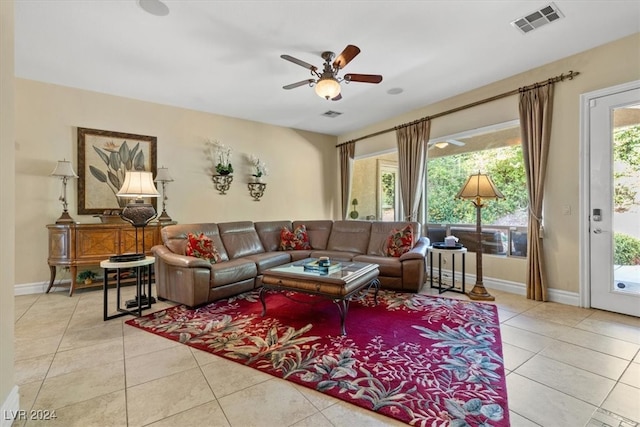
{"left": 101, "top": 256, "right": 155, "bottom": 321}
{"left": 429, "top": 246, "right": 467, "bottom": 294}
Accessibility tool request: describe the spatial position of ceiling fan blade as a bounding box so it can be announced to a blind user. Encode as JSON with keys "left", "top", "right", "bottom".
{"left": 344, "top": 73, "right": 383, "bottom": 84}
{"left": 331, "top": 93, "right": 342, "bottom": 101}
{"left": 448, "top": 139, "right": 466, "bottom": 146}
{"left": 333, "top": 45, "right": 360, "bottom": 70}
{"left": 283, "top": 79, "right": 314, "bottom": 90}
{"left": 280, "top": 54, "right": 317, "bottom": 71}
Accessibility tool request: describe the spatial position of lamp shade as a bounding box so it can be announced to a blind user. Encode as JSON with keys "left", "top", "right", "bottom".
{"left": 117, "top": 171, "right": 160, "bottom": 198}
{"left": 315, "top": 77, "right": 341, "bottom": 100}
{"left": 456, "top": 172, "right": 504, "bottom": 201}
{"left": 50, "top": 160, "right": 78, "bottom": 178}
{"left": 154, "top": 167, "right": 174, "bottom": 183}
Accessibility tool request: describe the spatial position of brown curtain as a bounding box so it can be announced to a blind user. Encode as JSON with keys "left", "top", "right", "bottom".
{"left": 339, "top": 141, "right": 355, "bottom": 219}
{"left": 396, "top": 120, "right": 430, "bottom": 221}
{"left": 519, "top": 83, "right": 554, "bottom": 301}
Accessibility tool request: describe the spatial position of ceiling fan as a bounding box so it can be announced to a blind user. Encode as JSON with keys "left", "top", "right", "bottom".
{"left": 429, "top": 139, "right": 466, "bottom": 149}
{"left": 281, "top": 45, "right": 383, "bottom": 101}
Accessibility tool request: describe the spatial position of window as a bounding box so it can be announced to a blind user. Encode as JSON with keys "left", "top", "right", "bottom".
{"left": 426, "top": 121, "right": 528, "bottom": 257}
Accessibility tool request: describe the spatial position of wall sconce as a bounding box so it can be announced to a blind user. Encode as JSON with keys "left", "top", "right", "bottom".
{"left": 50, "top": 159, "right": 78, "bottom": 224}
{"left": 247, "top": 183, "right": 266, "bottom": 201}
{"left": 154, "top": 166, "right": 174, "bottom": 223}
{"left": 456, "top": 171, "right": 504, "bottom": 301}
{"left": 212, "top": 175, "right": 233, "bottom": 194}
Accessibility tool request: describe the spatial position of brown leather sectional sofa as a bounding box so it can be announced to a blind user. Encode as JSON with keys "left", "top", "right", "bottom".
{"left": 152, "top": 220, "right": 430, "bottom": 307}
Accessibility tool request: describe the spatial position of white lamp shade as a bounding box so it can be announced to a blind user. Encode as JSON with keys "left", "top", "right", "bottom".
{"left": 154, "top": 167, "right": 174, "bottom": 182}
{"left": 315, "top": 77, "right": 341, "bottom": 100}
{"left": 117, "top": 171, "right": 160, "bottom": 198}
{"left": 456, "top": 172, "right": 504, "bottom": 200}
{"left": 50, "top": 160, "right": 78, "bottom": 178}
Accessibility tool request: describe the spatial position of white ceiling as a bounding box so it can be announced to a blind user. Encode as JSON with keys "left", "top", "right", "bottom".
{"left": 14, "top": 1, "right": 640, "bottom": 136}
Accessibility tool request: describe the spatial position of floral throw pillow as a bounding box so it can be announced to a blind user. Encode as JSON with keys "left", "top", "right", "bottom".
{"left": 386, "top": 225, "right": 414, "bottom": 257}
{"left": 280, "top": 225, "right": 312, "bottom": 250}
{"left": 185, "top": 232, "right": 222, "bottom": 263}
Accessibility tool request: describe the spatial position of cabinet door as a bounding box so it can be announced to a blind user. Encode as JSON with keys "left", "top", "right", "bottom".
{"left": 121, "top": 227, "right": 157, "bottom": 254}
{"left": 48, "top": 226, "right": 71, "bottom": 262}
{"left": 76, "top": 228, "right": 120, "bottom": 259}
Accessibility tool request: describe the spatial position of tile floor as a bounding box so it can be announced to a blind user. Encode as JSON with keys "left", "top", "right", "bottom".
{"left": 12, "top": 284, "right": 640, "bottom": 427}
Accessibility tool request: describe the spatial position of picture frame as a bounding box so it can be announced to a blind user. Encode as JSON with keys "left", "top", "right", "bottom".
{"left": 77, "top": 127, "right": 157, "bottom": 215}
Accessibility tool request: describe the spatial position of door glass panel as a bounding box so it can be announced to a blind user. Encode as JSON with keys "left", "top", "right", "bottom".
{"left": 612, "top": 104, "right": 640, "bottom": 295}
{"left": 379, "top": 161, "right": 398, "bottom": 221}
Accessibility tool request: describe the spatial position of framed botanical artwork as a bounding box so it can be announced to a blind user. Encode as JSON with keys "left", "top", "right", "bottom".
{"left": 77, "top": 127, "right": 157, "bottom": 215}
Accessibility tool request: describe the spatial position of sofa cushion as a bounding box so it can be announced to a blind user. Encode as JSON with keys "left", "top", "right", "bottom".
{"left": 161, "top": 223, "right": 229, "bottom": 261}
{"left": 326, "top": 220, "right": 371, "bottom": 254}
{"left": 255, "top": 220, "right": 293, "bottom": 251}
{"left": 367, "top": 221, "right": 421, "bottom": 256}
{"left": 386, "top": 224, "right": 414, "bottom": 257}
{"left": 279, "top": 225, "right": 312, "bottom": 250}
{"left": 185, "top": 232, "right": 222, "bottom": 263}
{"left": 243, "top": 252, "right": 292, "bottom": 274}
{"left": 210, "top": 258, "right": 257, "bottom": 287}
{"left": 218, "top": 221, "right": 265, "bottom": 259}
{"left": 309, "top": 250, "right": 357, "bottom": 261}
{"left": 353, "top": 254, "right": 402, "bottom": 277}
{"left": 292, "top": 220, "right": 333, "bottom": 250}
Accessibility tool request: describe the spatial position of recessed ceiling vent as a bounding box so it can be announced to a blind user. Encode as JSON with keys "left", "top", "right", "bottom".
{"left": 511, "top": 3, "right": 563, "bottom": 34}
{"left": 322, "top": 110, "right": 342, "bottom": 118}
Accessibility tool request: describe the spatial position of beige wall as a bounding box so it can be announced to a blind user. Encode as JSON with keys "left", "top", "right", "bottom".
{"left": 15, "top": 80, "right": 339, "bottom": 286}
{"left": 1, "top": 0, "right": 16, "bottom": 411}
{"left": 341, "top": 33, "right": 640, "bottom": 293}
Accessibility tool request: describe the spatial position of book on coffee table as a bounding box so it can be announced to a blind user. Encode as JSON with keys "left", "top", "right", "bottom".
{"left": 303, "top": 260, "right": 342, "bottom": 274}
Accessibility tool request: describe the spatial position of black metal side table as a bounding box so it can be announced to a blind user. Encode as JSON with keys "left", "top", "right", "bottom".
{"left": 101, "top": 256, "right": 155, "bottom": 321}
{"left": 429, "top": 245, "right": 467, "bottom": 294}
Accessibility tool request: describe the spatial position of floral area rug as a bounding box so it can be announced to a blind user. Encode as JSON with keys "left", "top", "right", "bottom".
{"left": 126, "top": 290, "right": 509, "bottom": 426}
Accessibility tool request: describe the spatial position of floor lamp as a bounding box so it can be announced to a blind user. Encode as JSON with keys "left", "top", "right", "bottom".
{"left": 456, "top": 172, "right": 504, "bottom": 301}
{"left": 154, "top": 166, "right": 174, "bottom": 223}
{"left": 50, "top": 159, "right": 78, "bottom": 224}
{"left": 117, "top": 171, "right": 160, "bottom": 308}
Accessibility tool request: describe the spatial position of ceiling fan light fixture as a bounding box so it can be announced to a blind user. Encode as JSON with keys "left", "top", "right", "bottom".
{"left": 435, "top": 142, "right": 449, "bottom": 149}
{"left": 315, "top": 77, "right": 341, "bottom": 100}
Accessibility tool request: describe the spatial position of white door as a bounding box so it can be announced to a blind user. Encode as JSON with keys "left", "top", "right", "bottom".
{"left": 588, "top": 85, "right": 640, "bottom": 317}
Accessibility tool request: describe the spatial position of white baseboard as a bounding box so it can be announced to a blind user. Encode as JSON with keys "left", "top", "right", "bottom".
{"left": 430, "top": 269, "right": 581, "bottom": 307}
{"left": 483, "top": 276, "right": 580, "bottom": 306}
{"left": 14, "top": 280, "right": 69, "bottom": 296}
{"left": 1, "top": 386, "right": 19, "bottom": 427}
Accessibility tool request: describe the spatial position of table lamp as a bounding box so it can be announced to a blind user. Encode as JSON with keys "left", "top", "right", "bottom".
{"left": 117, "top": 171, "right": 160, "bottom": 256}
{"left": 456, "top": 172, "right": 504, "bottom": 301}
{"left": 50, "top": 159, "right": 79, "bottom": 224}
{"left": 154, "top": 166, "right": 174, "bottom": 223}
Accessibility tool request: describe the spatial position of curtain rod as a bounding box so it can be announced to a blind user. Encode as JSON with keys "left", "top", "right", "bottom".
{"left": 336, "top": 70, "right": 580, "bottom": 147}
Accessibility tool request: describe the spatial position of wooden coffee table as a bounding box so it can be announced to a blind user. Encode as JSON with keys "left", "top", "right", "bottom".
{"left": 260, "top": 258, "right": 380, "bottom": 335}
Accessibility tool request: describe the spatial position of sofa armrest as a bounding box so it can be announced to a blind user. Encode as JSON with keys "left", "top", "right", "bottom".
{"left": 399, "top": 236, "right": 430, "bottom": 261}
{"left": 151, "top": 245, "right": 212, "bottom": 269}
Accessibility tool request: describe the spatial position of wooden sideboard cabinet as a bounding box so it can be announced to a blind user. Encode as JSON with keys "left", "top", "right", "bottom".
{"left": 47, "top": 222, "right": 166, "bottom": 296}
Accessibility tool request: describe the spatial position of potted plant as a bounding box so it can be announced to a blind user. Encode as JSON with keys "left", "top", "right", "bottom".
{"left": 78, "top": 270, "right": 97, "bottom": 285}
{"left": 207, "top": 139, "right": 233, "bottom": 175}
{"left": 248, "top": 154, "right": 268, "bottom": 183}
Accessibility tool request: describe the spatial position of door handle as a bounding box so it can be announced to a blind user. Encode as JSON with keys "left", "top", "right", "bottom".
{"left": 593, "top": 228, "right": 605, "bottom": 234}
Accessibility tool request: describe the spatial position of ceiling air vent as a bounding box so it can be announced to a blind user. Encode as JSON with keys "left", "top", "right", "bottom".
{"left": 322, "top": 110, "right": 342, "bottom": 118}
{"left": 511, "top": 3, "right": 563, "bottom": 34}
